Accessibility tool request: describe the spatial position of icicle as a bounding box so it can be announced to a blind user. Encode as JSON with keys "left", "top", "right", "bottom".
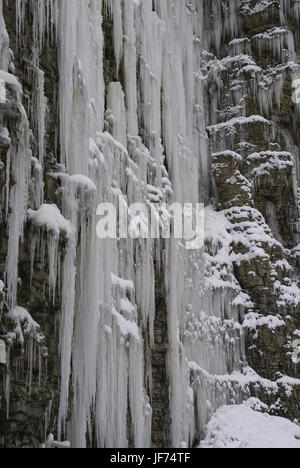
{"left": 58, "top": 232, "right": 76, "bottom": 440}
{"left": 16, "top": 0, "right": 58, "bottom": 48}
{"left": 30, "top": 157, "right": 44, "bottom": 209}
{"left": 107, "top": 82, "right": 127, "bottom": 148}
{"left": 33, "top": 66, "right": 47, "bottom": 166}
{"left": 229, "top": 38, "right": 252, "bottom": 57}
{"left": 280, "top": 0, "right": 300, "bottom": 25}
{"left": 3, "top": 305, "right": 47, "bottom": 415}
{"left": 0, "top": 0, "right": 9, "bottom": 71}
{"left": 123, "top": 0, "right": 138, "bottom": 135}
{"left": 104, "top": 0, "right": 123, "bottom": 74}
{"left": 3, "top": 0, "right": 282, "bottom": 449}
{"left": 253, "top": 27, "right": 296, "bottom": 63}
{"left": 202, "top": 0, "right": 241, "bottom": 53}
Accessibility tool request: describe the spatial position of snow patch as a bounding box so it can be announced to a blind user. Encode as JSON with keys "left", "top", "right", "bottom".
{"left": 200, "top": 403, "right": 300, "bottom": 448}
{"left": 28, "top": 204, "right": 72, "bottom": 238}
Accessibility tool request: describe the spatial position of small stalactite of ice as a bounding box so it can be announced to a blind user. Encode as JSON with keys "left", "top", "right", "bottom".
{"left": 29, "top": 157, "right": 44, "bottom": 210}
{"left": 31, "top": 65, "right": 47, "bottom": 166}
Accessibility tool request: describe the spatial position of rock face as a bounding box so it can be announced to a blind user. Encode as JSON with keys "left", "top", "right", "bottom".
{"left": 0, "top": 0, "right": 299, "bottom": 449}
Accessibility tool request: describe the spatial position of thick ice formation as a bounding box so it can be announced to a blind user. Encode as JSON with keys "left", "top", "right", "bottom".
{"left": 0, "top": 0, "right": 299, "bottom": 449}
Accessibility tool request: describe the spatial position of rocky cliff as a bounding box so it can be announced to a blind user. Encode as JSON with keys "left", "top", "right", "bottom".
{"left": 0, "top": 0, "right": 299, "bottom": 449}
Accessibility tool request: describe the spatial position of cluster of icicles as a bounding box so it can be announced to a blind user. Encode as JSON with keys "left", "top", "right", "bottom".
{"left": 1, "top": 0, "right": 299, "bottom": 449}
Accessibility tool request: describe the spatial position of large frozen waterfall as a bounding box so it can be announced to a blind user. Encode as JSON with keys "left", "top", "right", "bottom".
{"left": 0, "top": 0, "right": 299, "bottom": 449}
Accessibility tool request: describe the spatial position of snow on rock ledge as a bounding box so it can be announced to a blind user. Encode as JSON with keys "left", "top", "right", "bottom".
{"left": 200, "top": 402, "right": 300, "bottom": 448}
{"left": 5, "top": 306, "right": 45, "bottom": 348}
{"left": 53, "top": 173, "right": 97, "bottom": 193}
{"left": 28, "top": 204, "right": 72, "bottom": 239}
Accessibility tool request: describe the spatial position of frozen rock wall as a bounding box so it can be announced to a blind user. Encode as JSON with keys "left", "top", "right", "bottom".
{"left": 0, "top": 0, "right": 299, "bottom": 449}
